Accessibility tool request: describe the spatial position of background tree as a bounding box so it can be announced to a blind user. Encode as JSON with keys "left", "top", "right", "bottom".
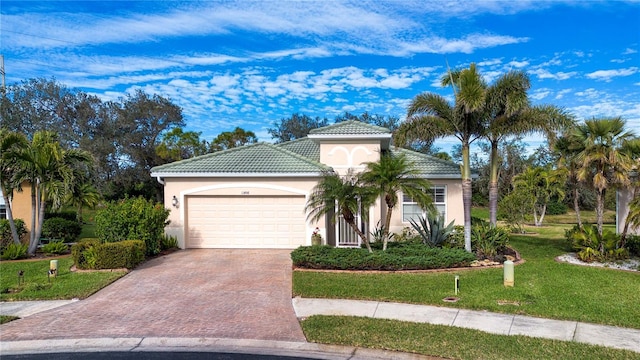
{"left": 156, "top": 128, "right": 208, "bottom": 162}
{"left": 400, "top": 63, "right": 486, "bottom": 252}
{"left": 513, "top": 166, "right": 567, "bottom": 226}
{"left": 268, "top": 113, "right": 329, "bottom": 143}
{"left": 209, "top": 127, "right": 258, "bottom": 152}
{"left": 305, "top": 170, "right": 377, "bottom": 253}
{"left": 360, "top": 152, "right": 433, "bottom": 250}
{"left": 117, "top": 90, "right": 184, "bottom": 200}
{"left": 571, "top": 117, "right": 635, "bottom": 237}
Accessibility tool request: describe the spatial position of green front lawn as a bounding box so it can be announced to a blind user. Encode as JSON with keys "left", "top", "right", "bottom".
{"left": 302, "top": 316, "right": 640, "bottom": 360}
{"left": 0, "top": 256, "right": 126, "bottom": 301}
{"left": 293, "top": 222, "right": 640, "bottom": 329}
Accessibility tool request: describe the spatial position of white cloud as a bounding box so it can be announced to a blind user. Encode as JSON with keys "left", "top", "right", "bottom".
{"left": 555, "top": 89, "right": 572, "bottom": 100}
{"left": 531, "top": 89, "right": 551, "bottom": 100}
{"left": 508, "top": 60, "right": 530, "bottom": 68}
{"left": 623, "top": 48, "right": 638, "bottom": 55}
{"left": 530, "top": 69, "right": 577, "bottom": 81}
{"left": 585, "top": 67, "right": 639, "bottom": 82}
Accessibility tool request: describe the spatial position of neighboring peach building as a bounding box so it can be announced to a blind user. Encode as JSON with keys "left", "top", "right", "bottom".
{"left": 0, "top": 182, "right": 36, "bottom": 235}
{"left": 151, "top": 121, "right": 464, "bottom": 249}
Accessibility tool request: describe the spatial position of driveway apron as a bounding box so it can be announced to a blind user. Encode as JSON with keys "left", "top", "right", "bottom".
{"left": 0, "top": 249, "right": 306, "bottom": 342}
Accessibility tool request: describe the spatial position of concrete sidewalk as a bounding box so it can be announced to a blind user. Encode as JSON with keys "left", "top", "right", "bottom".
{"left": 293, "top": 298, "right": 640, "bottom": 354}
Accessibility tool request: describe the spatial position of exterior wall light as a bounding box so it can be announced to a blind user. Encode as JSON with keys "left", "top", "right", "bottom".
{"left": 172, "top": 195, "right": 179, "bottom": 208}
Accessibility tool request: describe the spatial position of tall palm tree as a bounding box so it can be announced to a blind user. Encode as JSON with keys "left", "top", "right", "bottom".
{"left": 66, "top": 183, "right": 102, "bottom": 224}
{"left": 360, "top": 152, "right": 433, "bottom": 250}
{"left": 482, "top": 69, "right": 573, "bottom": 225}
{"left": 400, "top": 63, "right": 486, "bottom": 252}
{"left": 0, "top": 129, "right": 28, "bottom": 245}
{"left": 15, "top": 131, "right": 92, "bottom": 254}
{"left": 571, "top": 117, "right": 635, "bottom": 238}
{"left": 305, "top": 170, "right": 377, "bottom": 253}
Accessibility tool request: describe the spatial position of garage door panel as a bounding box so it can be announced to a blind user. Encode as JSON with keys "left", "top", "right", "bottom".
{"left": 186, "top": 195, "right": 307, "bottom": 248}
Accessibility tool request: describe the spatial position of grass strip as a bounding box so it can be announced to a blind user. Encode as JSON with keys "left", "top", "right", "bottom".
{"left": 293, "top": 227, "right": 640, "bottom": 329}
{"left": 302, "top": 315, "right": 640, "bottom": 360}
{"left": 0, "top": 256, "right": 126, "bottom": 301}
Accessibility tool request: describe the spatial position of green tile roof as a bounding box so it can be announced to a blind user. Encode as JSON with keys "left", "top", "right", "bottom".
{"left": 151, "top": 121, "right": 460, "bottom": 179}
{"left": 276, "top": 137, "right": 320, "bottom": 161}
{"left": 151, "top": 142, "right": 329, "bottom": 175}
{"left": 390, "top": 147, "right": 461, "bottom": 178}
{"left": 309, "top": 120, "right": 391, "bottom": 135}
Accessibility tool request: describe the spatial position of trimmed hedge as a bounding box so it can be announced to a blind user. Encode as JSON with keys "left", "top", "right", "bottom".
{"left": 291, "top": 244, "right": 476, "bottom": 271}
{"left": 45, "top": 211, "right": 78, "bottom": 222}
{"left": 42, "top": 217, "right": 82, "bottom": 243}
{"left": 71, "top": 239, "right": 146, "bottom": 270}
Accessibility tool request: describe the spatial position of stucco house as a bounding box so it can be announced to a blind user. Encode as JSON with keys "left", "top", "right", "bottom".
{"left": 150, "top": 121, "right": 464, "bottom": 249}
{"left": 0, "top": 184, "right": 35, "bottom": 234}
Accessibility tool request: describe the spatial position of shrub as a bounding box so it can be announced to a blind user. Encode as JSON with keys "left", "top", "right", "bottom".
{"left": 42, "top": 240, "right": 69, "bottom": 255}
{"left": 1, "top": 243, "right": 28, "bottom": 260}
{"left": 71, "top": 238, "right": 101, "bottom": 269}
{"left": 546, "top": 200, "right": 568, "bottom": 215}
{"left": 161, "top": 234, "right": 179, "bottom": 250}
{"left": 444, "top": 226, "right": 465, "bottom": 249}
{"left": 409, "top": 214, "right": 455, "bottom": 248}
{"left": 41, "top": 217, "right": 82, "bottom": 243}
{"left": 565, "top": 224, "right": 623, "bottom": 262}
{"left": 291, "top": 244, "right": 476, "bottom": 271}
{"left": 625, "top": 235, "right": 640, "bottom": 257}
{"left": 0, "top": 218, "right": 27, "bottom": 250}
{"left": 71, "top": 238, "right": 145, "bottom": 270}
{"left": 392, "top": 227, "right": 419, "bottom": 243}
{"left": 45, "top": 211, "right": 78, "bottom": 222}
{"left": 498, "top": 191, "right": 533, "bottom": 233}
{"left": 95, "top": 197, "right": 170, "bottom": 256}
{"left": 93, "top": 240, "right": 146, "bottom": 269}
{"left": 471, "top": 223, "right": 510, "bottom": 260}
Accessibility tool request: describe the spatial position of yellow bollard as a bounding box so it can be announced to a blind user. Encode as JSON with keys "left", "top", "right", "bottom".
{"left": 503, "top": 260, "right": 514, "bottom": 287}
{"left": 50, "top": 260, "right": 58, "bottom": 277}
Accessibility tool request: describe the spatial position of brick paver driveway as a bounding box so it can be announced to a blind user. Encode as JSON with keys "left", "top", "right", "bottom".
{"left": 0, "top": 249, "right": 306, "bottom": 342}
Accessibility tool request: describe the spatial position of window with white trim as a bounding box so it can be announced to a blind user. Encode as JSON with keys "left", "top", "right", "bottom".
{"left": 0, "top": 205, "right": 6, "bottom": 220}
{"left": 402, "top": 185, "right": 446, "bottom": 222}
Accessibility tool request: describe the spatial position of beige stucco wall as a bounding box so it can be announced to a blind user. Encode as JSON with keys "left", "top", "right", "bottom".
{"left": 319, "top": 141, "right": 382, "bottom": 175}
{"left": 617, "top": 188, "right": 640, "bottom": 235}
{"left": 162, "top": 176, "right": 324, "bottom": 248}
{"left": 4, "top": 182, "right": 35, "bottom": 236}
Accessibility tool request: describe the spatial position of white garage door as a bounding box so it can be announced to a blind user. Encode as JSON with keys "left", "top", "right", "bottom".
{"left": 186, "top": 195, "right": 307, "bottom": 248}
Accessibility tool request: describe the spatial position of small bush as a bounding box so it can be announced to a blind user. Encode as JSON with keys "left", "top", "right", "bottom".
{"left": 409, "top": 214, "right": 456, "bottom": 248}
{"left": 392, "top": 227, "right": 419, "bottom": 243}
{"left": 71, "top": 238, "right": 101, "bottom": 269}
{"left": 546, "top": 200, "right": 568, "bottom": 215}
{"left": 1, "top": 243, "right": 29, "bottom": 260}
{"left": 42, "top": 217, "right": 82, "bottom": 243}
{"left": 291, "top": 244, "right": 476, "bottom": 271}
{"left": 0, "top": 218, "right": 27, "bottom": 249}
{"left": 45, "top": 211, "right": 78, "bottom": 222}
{"left": 93, "top": 240, "right": 146, "bottom": 269}
{"left": 565, "top": 224, "right": 624, "bottom": 262}
{"left": 71, "top": 238, "right": 145, "bottom": 270}
{"left": 625, "top": 235, "right": 640, "bottom": 257}
{"left": 160, "top": 234, "right": 179, "bottom": 250}
{"left": 445, "top": 226, "right": 465, "bottom": 249}
{"left": 42, "top": 241, "right": 69, "bottom": 255}
{"left": 472, "top": 223, "right": 510, "bottom": 260}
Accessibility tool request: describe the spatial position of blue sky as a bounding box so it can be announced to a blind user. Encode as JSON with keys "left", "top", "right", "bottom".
{"left": 2, "top": 1, "right": 639, "bottom": 154}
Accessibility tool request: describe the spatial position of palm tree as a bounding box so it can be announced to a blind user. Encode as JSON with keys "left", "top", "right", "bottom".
{"left": 554, "top": 134, "right": 585, "bottom": 228}
{"left": 15, "top": 131, "right": 92, "bottom": 254}
{"left": 66, "top": 183, "right": 102, "bottom": 224}
{"left": 482, "top": 69, "right": 573, "bottom": 225}
{"left": 0, "top": 129, "right": 28, "bottom": 245}
{"left": 360, "top": 152, "right": 433, "bottom": 250}
{"left": 305, "top": 170, "right": 377, "bottom": 253}
{"left": 513, "top": 166, "right": 566, "bottom": 226}
{"left": 571, "top": 117, "right": 635, "bottom": 238}
{"left": 400, "top": 63, "right": 486, "bottom": 252}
